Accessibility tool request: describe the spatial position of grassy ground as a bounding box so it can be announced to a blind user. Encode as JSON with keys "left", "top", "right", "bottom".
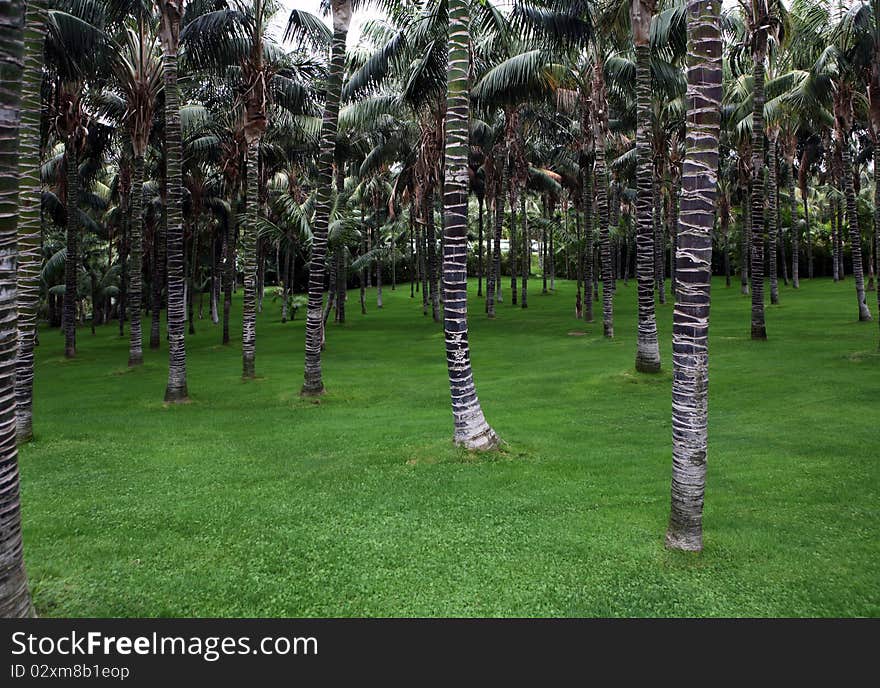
{"left": 20, "top": 275, "right": 879, "bottom": 617}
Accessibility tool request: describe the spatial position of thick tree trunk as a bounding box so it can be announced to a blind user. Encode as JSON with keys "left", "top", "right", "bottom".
{"left": 302, "top": 6, "right": 350, "bottom": 395}
{"left": 442, "top": 0, "right": 499, "bottom": 450}
{"left": 162, "top": 48, "right": 188, "bottom": 402}
{"left": 0, "top": 0, "right": 35, "bottom": 616}
{"left": 241, "top": 140, "right": 259, "bottom": 379}
{"left": 666, "top": 0, "right": 721, "bottom": 552}
{"left": 634, "top": 43, "right": 661, "bottom": 371}
{"left": 14, "top": 0, "right": 43, "bottom": 441}
{"left": 750, "top": 56, "right": 767, "bottom": 340}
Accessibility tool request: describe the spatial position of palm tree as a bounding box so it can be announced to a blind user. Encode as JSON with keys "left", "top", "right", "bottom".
{"left": 666, "top": 0, "right": 722, "bottom": 552}
{"left": 301, "top": 0, "right": 351, "bottom": 396}
{"left": 442, "top": 0, "right": 499, "bottom": 450}
{"left": 0, "top": 0, "right": 35, "bottom": 617}
{"left": 108, "top": 21, "right": 163, "bottom": 368}
{"left": 158, "top": 0, "right": 188, "bottom": 402}
{"left": 15, "top": 0, "right": 47, "bottom": 441}
{"left": 632, "top": 0, "right": 662, "bottom": 371}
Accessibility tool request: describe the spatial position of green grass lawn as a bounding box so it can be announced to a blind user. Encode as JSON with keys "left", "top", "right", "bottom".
{"left": 21, "top": 275, "right": 879, "bottom": 617}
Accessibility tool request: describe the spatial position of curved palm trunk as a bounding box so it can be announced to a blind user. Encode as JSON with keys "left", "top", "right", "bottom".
{"left": 442, "top": 0, "right": 498, "bottom": 450}
{"left": 128, "top": 155, "right": 145, "bottom": 366}
{"left": 14, "top": 0, "right": 45, "bottom": 441}
{"left": 768, "top": 136, "right": 779, "bottom": 305}
{"left": 750, "top": 56, "right": 767, "bottom": 340}
{"left": 634, "top": 42, "right": 661, "bottom": 371}
{"left": 241, "top": 140, "right": 259, "bottom": 378}
{"left": 840, "top": 141, "right": 871, "bottom": 321}
{"left": 666, "top": 0, "right": 721, "bottom": 552}
{"left": 0, "top": 0, "right": 34, "bottom": 615}
{"left": 302, "top": 2, "right": 350, "bottom": 395}
{"left": 161, "top": 47, "right": 188, "bottom": 402}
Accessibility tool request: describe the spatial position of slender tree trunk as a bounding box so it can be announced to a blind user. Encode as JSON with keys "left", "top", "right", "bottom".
{"left": 634, "top": 43, "right": 661, "bottom": 371}
{"left": 582, "top": 163, "right": 594, "bottom": 322}
{"left": 14, "top": 0, "right": 43, "bottom": 441}
{"left": 509, "top": 184, "right": 518, "bottom": 306}
{"left": 832, "top": 196, "right": 840, "bottom": 281}
{"left": 790, "top": 160, "right": 799, "bottom": 288}
{"left": 63, "top": 143, "right": 78, "bottom": 358}
{"left": 520, "top": 194, "right": 528, "bottom": 308}
{"left": 597, "top": 143, "right": 613, "bottom": 337}
{"left": 241, "top": 140, "right": 259, "bottom": 378}
{"left": 442, "top": 0, "right": 499, "bottom": 450}
{"left": 768, "top": 136, "right": 779, "bottom": 305}
{"left": 722, "top": 199, "right": 731, "bottom": 287}
{"left": 741, "top": 182, "right": 750, "bottom": 294}
{"left": 477, "top": 194, "right": 483, "bottom": 297}
{"left": 426, "top": 188, "right": 441, "bottom": 321}
{"left": 653, "top": 169, "right": 666, "bottom": 303}
{"left": 210, "top": 231, "right": 219, "bottom": 324}
{"left": 302, "top": 3, "right": 350, "bottom": 395}
{"left": 187, "top": 225, "right": 197, "bottom": 336}
{"left": 0, "top": 0, "right": 35, "bottom": 615}
{"left": 150, "top": 213, "right": 164, "bottom": 349}
{"left": 128, "top": 155, "right": 145, "bottom": 365}
{"left": 750, "top": 55, "right": 767, "bottom": 340}
{"left": 666, "top": 0, "right": 721, "bottom": 552}
{"left": 487, "top": 175, "right": 503, "bottom": 318}
{"left": 840, "top": 138, "right": 872, "bottom": 320}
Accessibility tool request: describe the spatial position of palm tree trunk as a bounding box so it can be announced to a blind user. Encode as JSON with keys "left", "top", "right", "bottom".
{"left": 790, "top": 160, "right": 799, "bottom": 288}
{"left": 187, "top": 225, "right": 197, "bottom": 335}
{"left": 653, "top": 170, "right": 666, "bottom": 303}
{"left": 128, "top": 155, "right": 145, "bottom": 365}
{"left": 520, "top": 194, "right": 528, "bottom": 308}
{"left": 509, "top": 184, "right": 518, "bottom": 306}
{"left": 721, "top": 196, "right": 731, "bottom": 287}
{"left": 741, "top": 181, "right": 750, "bottom": 294}
{"left": 425, "top": 188, "right": 441, "bottom": 321}
{"left": 442, "top": 0, "right": 499, "bottom": 450}
{"left": 63, "top": 141, "right": 78, "bottom": 358}
{"left": 14, "top": 0, "right": 45, "bottom": 441}
{"left": 477, "top": 194, "right": 483, "bottom": 297}
{"left": 582, "top": 162, "right": 594, "bottom": 322}
{"left": 666, "top": 0, "right": 721, "bottom": 552}
{"left": 597, "top": 143, "right": 613, "bottom": 338}
{"left": 162, "top": 47, "right": 188, "bottom": 402}
{"left": 750, "top": 56, "right": 767, "bottom": 340}
{"left": 840, "top": 138, "right": 872, "bottom": 320}
{"left": 149, "top": 215, "right": 164, "bottom": 349}
{"left": 241, "top": 140, "right": 259, "bottom": 379}
{"left": 302, "top": 2, "right": 350, "bottom": 395}
{"left": 768, "top": 136, "right": 779, "bottom": 305}
{"left": 798, "top": 151, "right": 813, "bottom": 279}
{"left": 0, "top": 0, "right": 35, "bottom": 615}
{"left": 487, "top": 176, "right": 503, "bottom": 318}
{"left": 634, "top": 43, "right": 661, "bottom": 371}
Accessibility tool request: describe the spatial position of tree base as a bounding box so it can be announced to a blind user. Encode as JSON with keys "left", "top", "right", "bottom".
{"left": 665, "top": 528, "right": 703, "bottom": 552}
{"left": 858, "top": 306, "right": 872, "bottom": 322}
{"left": 751, "top": 325, "right": 767, "bottom": 340}
{"left": 635, "top": 354, "right": 661, "bottom": 374}
{"left": 300, "top": 385, "right": 325, "bottom": 397}
{"left": 16, "top": 426, "right": 33, "bottom": 444}
{"left": 454, "top": 426, "right": 500, "bottom": 452}
{"left": 242, "top": 360, "right": 255, "bottom": 379}
{"left": 128, "top": 356, "right": 143, "bottom": 367}
{"left": 604, "top": 324, "right": 613, "bottom": 339}
{"left": 164, "top": 387, "right": 189, "bottom": 404}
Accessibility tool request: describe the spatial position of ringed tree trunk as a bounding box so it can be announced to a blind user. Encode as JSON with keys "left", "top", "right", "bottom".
{"left": 632, "top": 0, "right": 661, "bottom": 372}
{"left": 241, "top": 139, "right": 259, "bottom": 379}
{"left": 593, "top": 58, "right": 613, "bottom": 338}
{"left": 0, "top": 0, "right": 35, "bottom": 615}
{"left": 767, "top": 131, "right": 779, "bottom": 305}
{"left": 302, "top": 0, "right": 351, "bottom": 395}
{"left": 477, "top": 192, "right": 483, "bottom": 297}
{"left": 749, "top": 40, "right": 767, "bottom": 340}
{"left": 835, "top": 95, "right": 872, "bottom": 321}
{"left": 581, "top": 156, "right": 594, "bottom": 322}
{"left": 666, "top": 0, "right": 721, "bottom": 552}
{"left": 128, "top": 155, "right": 146, "bottom": 366}
{"left": 520, "top": 194, "right": 528, "bottom": 308}
{"left": 487, "top": 153, "right": 505, "bottom": 318}
{"left": 14, "top": 0, "right": 45, "bottom": 441}
{"left": 798, "top": 148, "right": 813, "bottom": 278}
{"left": 159, "top": 0, "right": 188, "bottom": 403}
{"left": 63, "top": 141, "right": 79, "bottom": 358}
{"left": 441, "top": 0, "right": 499, "bottom": 450}
{"left": 787, "top": 149, "right": 799, "bottom": 288}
